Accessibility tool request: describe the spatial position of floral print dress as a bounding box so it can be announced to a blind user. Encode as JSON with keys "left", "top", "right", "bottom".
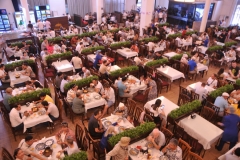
{"left": 148, "top": 79, "right": 157, "bottom": 101}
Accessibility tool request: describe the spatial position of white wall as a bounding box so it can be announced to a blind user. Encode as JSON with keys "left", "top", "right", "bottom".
{"left": 155, "top": 0, "right": 169, "bottom": 9}
{"left": 125, "top": 0, "right": 136, "bottom": 11}
{"left": 211, "top": 1, "right": 222, "bottom": 21}
{"left": 218, "top": 0, "right": 238, "bottom": 26}
{"left": 0, "top": 0, "right": 16, "bottom": 29}
{"left": 48, "top": 0, "right": 66, "bottom": 17}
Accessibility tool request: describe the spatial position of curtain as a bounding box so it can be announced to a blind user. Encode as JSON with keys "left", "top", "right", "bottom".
{"left": 104, "top": 0, "right": 125, "bottom": 13}
{"left": 27, "top": 0, "right": 48, "bottom": 11}
{"left": 67, "top": 0, "right": 91, "bottom": 17}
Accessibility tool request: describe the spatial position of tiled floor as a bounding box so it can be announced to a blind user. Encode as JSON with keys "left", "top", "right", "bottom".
{"left": 0, "top": 58, "right": 233, "bottom": 160}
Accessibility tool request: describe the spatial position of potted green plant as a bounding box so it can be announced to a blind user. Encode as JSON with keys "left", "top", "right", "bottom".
{"left": 8, "top": 88, "right": 51, "bottom": 105}
{"left": 167, "top": 33, "right": 182, "bottom": 39}
{"left": 63, "top": 151, "right": 87, "bottom": 160}
{"left": 224, "top": 41, "right": 237, "bottom": 47}
{"left": 108, "top": 122, "right": 156, "bottom": 147}
{"left": 141, "top": 36, "right": 159, "bottom": 43}
{"left": 186, "top": 30, "right": 197, "bottom": 36}
{"left": 145, "top": 58, "right": 168, "bottom": 67}
{"left": 11, "top": 40, "right": 33, "bottom": 48}
{"left": 207, "top": 45, "right": 223, "bottom": 52}
{"left": 64, "top": 76, "right": 99, "bottom": 91}
{"left": 81, "top": 46, "right": 105, "bottom": 55}
{"left": 110, "top": 41, "right": 131, "bottom": 49}
{"left": 109, "top": 66, "right": 138, "bottom": 78}
{"left": 79, "top": 31, "right": 99, "bottom": 38}
{"left": 209, "top": 84, "right": 234, "bottom": 100}
{"left": 170, "top": 52, "right": 191, "bottom": 61}
{"left": 5, "top": 59, "right": 35, "bottom": 71}
{"left": 45, "top": 51, "right": 72, "bottom": 63}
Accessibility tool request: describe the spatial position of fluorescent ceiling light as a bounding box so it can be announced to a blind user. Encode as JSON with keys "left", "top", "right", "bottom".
{"left": 174, "top": 0, "right": 195, "bottom": 2}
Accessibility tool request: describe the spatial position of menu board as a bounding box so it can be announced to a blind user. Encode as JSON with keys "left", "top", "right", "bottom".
{"left": 34, "top": 5, "right": 51, "bottom": 21}
{"left": 0, "top": 9, "right": 10, "bottom": 31}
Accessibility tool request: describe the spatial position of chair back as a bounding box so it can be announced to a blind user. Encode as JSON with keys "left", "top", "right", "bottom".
{"left": 57, "top": 99, "right": 63, "bottom": 122}
{"left": 160, "top": 127, "right": 173, "bottom": 145}
{"left": 187, "top": 151, "right": 204, "bottom": 160}
{"left": 177, "top": 93, "right": 191, "bottom": 106}
{"left": 200, "top": 106, "right": 215, "bottom": 122}
{"left": 145, "top": 108, "right": 154, "bottom": 117}
{"left": 188, "top": 135, "right": 203, "bottom": 156}
{"left": 127, "top": 98, "right": 136, "bottom": 116}
{"left": 75, "top": 124, "right": 88, "bottom": 151}
{"left": 133, "top": 106, "right": 144, "bottom": 126}
{"left": 178, "top": 138, "right": 192, "bottom": 160}
{"left": 174, "top": 122, "right": 185, "bottom": 140}
{"left": 143, "top": 87, "right": 151, "bottom": 100}
{"left": 143, "top": 114, "right": 154, "bottom": 122}
{"left": 1, "top": 147, "right": 14, "bottom": 160}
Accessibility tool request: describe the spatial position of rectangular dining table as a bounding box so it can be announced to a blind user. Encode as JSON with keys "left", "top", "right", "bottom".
{"left": 83, "top": 92, "right": 107, "bottom": 112}
{"left": 9, "top": 71, "right": 31, "bottom": 87}
{"left": 156, "top": 66, "right": 185, "bottom": 82}
{"left": 179, "top": 114, "right": 223, "bottom": 150}
{"left": 163, "top": 52, "right": 177, "bottom": 59}
{"left": 196, "top": 63, "right": 208, "bottom": 73}
{"left": 52, "top": 60, "right": 74, "bottom": 72}
{"left": 21, "top": 103, "right": 52, "bottom": 132}
{"left": 126, "top": 75, "right": 147, "bottom": 94}
{"left": 144, "top": 96, "right": 179, "bottom": 118}
{"left": 117, "top": 48, "right": 138, "bottom": 58}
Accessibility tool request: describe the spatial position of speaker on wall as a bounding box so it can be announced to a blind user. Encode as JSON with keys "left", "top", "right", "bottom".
{"left": 11, "top": 0, "right": 21, "bottom": 12}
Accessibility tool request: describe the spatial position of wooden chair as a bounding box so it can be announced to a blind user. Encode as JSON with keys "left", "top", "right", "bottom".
{"left": 83, "top": 126, "right": 100, "bottom": 150}
{"left": 174, "top": 122, "right": 186, "bottom": 140}
{"left": 111, "top": 84, "right": 119, "bottom": 108}
{"left": 205, "top": 101, "right": 220, "bottom": 123}
{"left": 133, "top": 87, "right": 151, "bottom": 106}
{"left": 186, "top": 65, "right": 197, "bottom": 81}
{"left": 127, "top": 98, "right": 137, "bottom": 116}
{"left": 143, "top": 114, "right": 154, "bottom": 122}
{"left": 75, "top": 124, "right": 88, "bottom": 151}
{"left": 177, "top": 93, "right": 191, "bottom": 106}
{"left": 133, "top": 106, "right": 143, "bottom": 126}
{"left": 1, "top": 147, "right": 14, "bottom": 160}
{"left": 112, "top": 50, "right": 125, "bottom": 66}
{"left": 188, "top": 135, "right": 204, "bottom": 157}
{"left": 160, "top": 127, "right": 173, "bottom": 145}
{"left": 155, "top": 72, "right": 170, "bottom": 94}
{"left": 179, "top": 138, "right": 192, "bottom": 160}
{"left": 187, "top": 151, "right": 204, "bottom": 160}
{"left": 92, "top": 138, "right": 106, "bottom": 159}
{"left": 200, "top": 106, "right": 215, "bottom": 122}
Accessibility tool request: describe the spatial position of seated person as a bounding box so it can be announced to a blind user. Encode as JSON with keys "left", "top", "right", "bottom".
{"left": 146, "top": 51, "right": 154, "bottom": 59}
{"left": 72, "top": 92, "right": 85, "bottom": 114}
{"left": 161, "top": 138, "right": 182, "bottom": 159}
{"left": 88, "top": 109, "right": 104, "bottom": 139}
{"left": 13, "top": 148, "right": 46, "bottom": 160}
{"left": 180, "top": 54, "right": 188, "bottom": 64}
{"left": 60, "top": 75, "right": 70, "bottom": 93}
{"left": 55, "top": 72, "right": 63, "bottom": 89}
{"left": 9, "top": 104, "right": 32, "bottom": 133}
{"left": 134, "top": 55, "right": 144, "bottom": 65}
{"left": 99, "top": 60, "right": 111, "bottom": 76}
{"left": 147, "top": 99, "right": 165, "bottom": 124}
{"left": 130, "top": 43, "right": 139, "bottom": 53}
{"left": 21, "top": 63, "right": 36, "bottom": 78}
{"left": 230, "top": 89, "right": 240, "bottom": 101}
{"left": 57, "top": 136, "right": 79, "bottom": 158}
{"left": 117, "top": 76, "right": 132, "bottom": 99}
{"left": 100, "top": 126, "right": 116, "bottom": 150}
{"left": 35, "top": 92, "right": 54, "bottom": 104}
{"left": 192, "top": 52, "right": 200, "bottom": 63}
{"left": 41, "top": 101, "right": 59, "bottom": 121}
{"left": 195, "top": 82, "right": 208, "bottom": 101}
{"left": 20, "top": 52, "right": 29, "bottom": 60}
{"left": 66, "top": 84, "right": 78, "bottom": 104}
{"left": 153, "top": 52, "right": 163, "bottom": 60}
{"left": 18, "top": 135, "right": 45, "bottom": 159}
{"left": 0, "top": 64, "right": 10, "bottom": 83}
{"left": 92, "top": 78, "right": 103, "bottom": 94}
{"left": 94, "top": 50, "right": 103, "bottom": 70}
{"left": 225, "top": 147, "right": 240, "bottom": 160}
{"left": 82, "top": 67, "right": 91, "bottom": 78}
{"left": 3, "top": 87, "right": 13, "bottom": 112}
{"left": 147, "top": 128, "right": 166, "bottom": 150}
{"left": 214, "top": 92, "right": 229, "bottom": 116}
{"left": 55, "top": 122, "right": 75, "bottom": 146}
{"left": 33, "top": 81, "right": 43, "bottom": 90}
{"left": 113, "top": 102, "right": 128, "bottom": 118}
{"left": 188, "top": 57, "right": 197, "bottom": 74}
{"left": 228, "top": 61, "right": 239, "bottom": 79}
{"left": 225, "top": 47, "right": 236, "bottom": 61}
{"left": 206, "top": 74, "right": 218, "bottom": 88}
{"left": 101, "top": 83, "right": 115, "bottom": 117}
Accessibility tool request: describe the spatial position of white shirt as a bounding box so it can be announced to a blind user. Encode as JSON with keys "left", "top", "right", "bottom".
{"left": 9, "top": 108, "right": 27, "bottom": 127}
{"left": 207, "top": 77, "right": 218, "bottom": 88}
{"left": 148, "top": 42, "right": 156, "bottom": 51}
{"left": 60, "top": 79, "right": 68, "bottom": 93}
{"left": 134, "top": 57, "right": 142, "bottom": 65}
{"left": 45, "top": 21, "right": 51, "bottom": 29}
{"left": 102, "top": 17, "right": 107, "bottom": 23}
{"left": 50, "top": 31, "right": 55, "bottom": 38}
{"left": 6, "top": 47, "right": 15, "bottom": 57}
{"left": 76, "top": 44, "right": 83, "bottom": 54}
{"left": 84, "top": 15, "right": 89, "bottom": 20}
{"left": 37, "top": 21, "right": 44, "bottom": 30}
{"left": 104, "top": 87, "right": 115, "bottom": 103}
{"left": 95, "top": 81, "right": 103, "bottom": 94}
{"left": 64, "top": 141, "right": 79, "bottom": 155}
{"left": 47, "top": 102, "right": 59, "bottom": 118}
{"left": 226, "top": 153, "right": 240, "bottom": 160}
{"left": 0, "top": 69, "right": 4, "bottom": 77}
{"left": 195, "top": 86, "right": 207, "bottom": 101}
{"left": 66, "top": 89, "right": 76, "bottom": 103}
{"left": 71, "top": 57, "right": 82, "bottom": 69}
{"left": 158, "top": 12, "right": 163, "bottom": 18}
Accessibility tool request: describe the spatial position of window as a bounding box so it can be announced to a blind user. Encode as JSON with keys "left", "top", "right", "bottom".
{"left": 137, "top": 0, "right": 142, "bottom": 7}
{"left": 232, "top": 5, "right": 240, "bottom": 26}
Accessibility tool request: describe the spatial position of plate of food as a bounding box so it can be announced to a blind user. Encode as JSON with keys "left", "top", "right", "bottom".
{"left": 104, "top": 120, "right": 112, "bottom": 126}
{"left": 45, "top": 139, "right": 54, "bottom": 146}
{"left": 31, "top": 107, "right": 38, "bottom": 112}
{"left": 15, "top": 74, "right": 20, "bottom": 78}
{"left": 35, "top": 143, "right": 46, "bottom": 151}
{"left": 83, "top": 90, "right": 88, "bottom": 93}
{"left": 42, "top": 147, "right": 53, "bottom": 157}
{"left": 145, "top": 142, "right": 154, "bottom": 148}
{"left": 129, "top": 148, "right": 139, "bottom": 156}
{"left": 118, "top": 126, "right": 125, "bottom": 133}
{"left": 94, "top": 95, "right": 101, "bottom": 100}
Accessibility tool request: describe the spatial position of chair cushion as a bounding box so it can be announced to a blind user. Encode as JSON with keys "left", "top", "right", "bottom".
{"left": 161, "top": 81, "right": 169, "bottom": 86}
{"left": 134, "top": 94, "right": 146, "bottom": 102}
{"left": 45, "top": 69, "right": 54, "bottom": 73}
{"left": 118, "top": 57, "right": 125, "bottom": 61}
{"left": 45, "top": 72, "right": 54, "bottom": 77}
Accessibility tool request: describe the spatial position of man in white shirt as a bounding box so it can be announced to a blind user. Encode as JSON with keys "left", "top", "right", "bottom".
{"left": 9, "top": 105, "right": 33, "bottom": 133}
{"left": 195, "top": 82, "right": 208, "bottom": 101}
{"left": 60, "top": 75, "right": 69, "bottom": 93}
{"left": 6, "top": 44, "right": 15, "bottom": 59}
{"left": 82, "top": 67, "right": 91, "bottom": 78}
{"left": 45, "top": 20, "right": 51, "bottom": 29}
{"left": 76, "top": 42, "right": 84, "bottom": 54}
{"left": 148, "top": 41, "right": 156, "bottom": 51}
{"left": 101, "top": 83, "right": 115, "bottom": 117}
{"left": 102, "top": 15, "right": 107, "bottom": 24}
{"left": 134, "top": 55, "right": 144, "bottom": 66}
{"left": 70, "top": 52, "right": 83, "bottom": 74}
{"left": 36, "top": 20, "right": 44, "bottom": 31}
{"left": 84, "top": 13, "right": 89, "bottom": 22}
{"left": 41, "top": 101, "right": 59, "bottom": 121}
{"left": 49, "top": 28, "right": 55, "bottom": 38}
{"left": 206, "top": 74, "right": 218, "bottom": 89}
{"left": 158, "top": 11, "right": 163, "bottom": 22}
{"left": 92, "top": 78, "right": 103, "bottom": 94}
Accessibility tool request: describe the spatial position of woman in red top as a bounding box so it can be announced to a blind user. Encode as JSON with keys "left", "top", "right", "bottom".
{"left": 47, "top": 41, "right": 54, "bottom": 54}
{"left": 130, "top": 43, "right": 139, "bottom": 53}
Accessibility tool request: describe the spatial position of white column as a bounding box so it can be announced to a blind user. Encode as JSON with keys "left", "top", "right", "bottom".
{"left": 97, "top": 0, "right": 104, "bottom": 24}
{"left": 48, "top": 0, "right": 66, "bottom": 17}
{"left": 20, "top": 0, "right": 30, "bottom": 26}
{"left": 125, "top": 0, "right": 136, "bottom": 12}
{"left": 140, "top": 0, "right": 155, "bottom": 36}
{"left": 199, "top": 0, "right": 211, "bottom": 32}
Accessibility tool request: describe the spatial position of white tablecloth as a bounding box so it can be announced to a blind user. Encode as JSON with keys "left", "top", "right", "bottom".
{"left": 9, "top": 71, "right": 31, "bottom": 87}
{"left": 125, "top": 75, "right": 147, "bottom": 94}
{"left": 163, "top": 52, "right": 177, "bottom": 59}
{"left": 224, "top": 72, "right": 237, "bottom": 83}
{"left": 109, "top": 65, "right": 121, "bottom": 72}
{"left": 102, "top": 114, "right": 134, "bottom": 133}
{"left": 154, "top": 46, "right": 164, "bottom": 52}
{"left": 52, "top": 60, "right": 74, "bottom": 72}
{"left": 156, "top": 66, "right": 185, "bottom": 82}
{"left": 129, "top": 139, "right": 163, "bottom": 160}
{"left": 21, "top": 104, "right": 52, "bottom": 132}
{"left": 179, "top": 114, "right": 223, "bottom": 149}
{"left": 218, "top": 143, "right": 240, "bottom": 160}
{"left": 32, "top": 136, "right": 64, "bottom": 160}
{"left": 187, "top": 82, "right": 215, "bottom": 93}
{"left": 117, "top": 48, "right": 138, "bottom": 58}
{"left": 197, "top": 46, "right": 208, "bottom": 54}
{"left": 144, "top": 96, "right": 179, "bottom": 118}
{"left": 224, "top": 56, "right": 236, "bottom": 62}
{"left": 216, "top": 41, "right": 225, "bottom": 46}
{"left": 83, "top": 92, "right": 107, "bottom": 112}
{"left": 87, "top": 54, "right": 96, "bottom": 63}
{"left": 235, "top": 37, "right": 240, "bottom": 40}
{"left": 196, "top": 63, "right": 208, "bottom": 73}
